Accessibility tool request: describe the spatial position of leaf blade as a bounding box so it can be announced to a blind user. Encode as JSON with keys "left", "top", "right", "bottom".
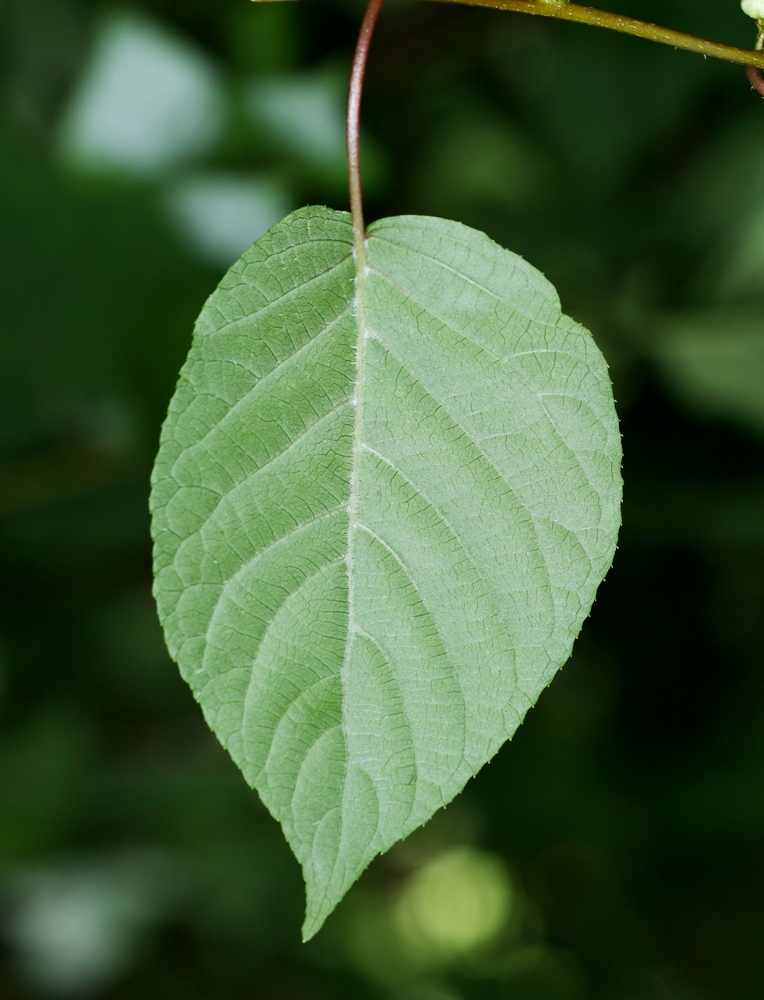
{"left": 150, "top": 206, "right": 622, "bottom": 940}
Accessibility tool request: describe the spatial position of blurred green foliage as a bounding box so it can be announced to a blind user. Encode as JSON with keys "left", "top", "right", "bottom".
{"left": 0, "top": 0, "right": 763, "bottom": 997}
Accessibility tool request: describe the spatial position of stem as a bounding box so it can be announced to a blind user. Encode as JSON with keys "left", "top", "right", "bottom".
{"left": 747, "top": 21, "right": 764, "bottom": 96}
{"left": 747, "top": 65, "right": 764, "bottom": 95}
{"left": 256, "top": 0, "right": 764, "bottom": 71}
{"left": 347, "top": 0, "right": 386, "bottom": 260}
{"left": 423, "top": 0, "right": 764, "bottom": 71}
{"left": 255, "top": 0, "right": 764, "bottom": 72}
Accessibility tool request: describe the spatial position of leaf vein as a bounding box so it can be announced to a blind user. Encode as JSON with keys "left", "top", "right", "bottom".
{"left": 355, "top": 521, "right": 467, "bottom": 775}
{"left": 368, "top": 231, "right": 558, "bottom": 325}
{"left": 205, "top": 253, "right": 352, "bottom": 338}
{"left": 352, "top": 625, "right": 419, "bottom": 829}
{"left": 366, "top": 330, "right": 556, "bottom": 620}
{"left": 199, "top": 509, "right": 346, "bottom": 658}
{"left": 172, "top": 397, "right": 352, "bottom": 559}
{"left": 173, "top": 301, "right": 353, "bottom": 464}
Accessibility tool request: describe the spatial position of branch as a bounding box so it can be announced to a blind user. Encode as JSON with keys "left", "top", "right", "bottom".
{"left": 252, "top": 0, "right": 764, "bottom": 72}
{"left": 428, "top": 0, "right": 764, "bottom": 71}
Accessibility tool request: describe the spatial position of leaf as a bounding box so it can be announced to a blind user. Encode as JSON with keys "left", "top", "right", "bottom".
{"left": 651, "top": 309, "right": 764, "bottom": 438}
{"left": 150, "top": 206, "right": 622, "bottom": 939}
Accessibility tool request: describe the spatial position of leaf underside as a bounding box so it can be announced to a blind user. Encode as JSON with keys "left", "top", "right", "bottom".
{"left": 150, "top": 206, "right": 622, "bottom": 939}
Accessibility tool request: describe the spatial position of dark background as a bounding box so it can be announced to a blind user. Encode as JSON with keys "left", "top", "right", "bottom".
{"left": 1, "top": 1, "right": 763, "bottom": 997}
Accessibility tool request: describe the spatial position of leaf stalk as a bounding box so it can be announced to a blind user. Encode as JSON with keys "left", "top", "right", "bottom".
{"left": 347, "top": 0, "right": 386, "bottom": 259}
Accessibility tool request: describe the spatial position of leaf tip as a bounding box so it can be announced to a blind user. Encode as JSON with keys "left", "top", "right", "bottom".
{"left": 300, "top": 921, "right": 319, "bottom": 944}
{"left": 299, "top": 870, "right": 340, "bottom": 942}
{"left": 300, "top": 898, "right": 332, "bottom": 943}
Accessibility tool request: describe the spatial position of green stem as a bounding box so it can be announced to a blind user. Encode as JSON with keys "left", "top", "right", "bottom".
{"left": 428, "top": 0, "right": 764, "bottom": 71}
{"left": 256, "top": 0, "right": 764, "bottom": 72}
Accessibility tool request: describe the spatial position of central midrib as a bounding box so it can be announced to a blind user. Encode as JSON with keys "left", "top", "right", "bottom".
{"left": 341, "top": 227, "right": 369, "bottom": 750}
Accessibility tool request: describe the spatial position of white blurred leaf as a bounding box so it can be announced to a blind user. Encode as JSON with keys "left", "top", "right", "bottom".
{"left": 164, "top": 174, "right": 290, "bottom": 267}
{"left": 3, "top": 852, "right": 175, "bottom": 997}
{"left": 59, "top": 12, "right": 225, "bottom": 176}
{"left": 246, "top": 70, "right": 346, "bottom": 169}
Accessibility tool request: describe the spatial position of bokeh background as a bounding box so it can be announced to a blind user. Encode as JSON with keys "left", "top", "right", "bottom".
{"left": 1, "top": 0, "right": 763, "bottom": 997}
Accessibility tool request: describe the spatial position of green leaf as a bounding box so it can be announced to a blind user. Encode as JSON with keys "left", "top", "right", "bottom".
{"left": 652, "top": 308, "right": 764, "bottom": 438}
{"left": 150, "top": 206, "right": 622, "bottom": 939}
